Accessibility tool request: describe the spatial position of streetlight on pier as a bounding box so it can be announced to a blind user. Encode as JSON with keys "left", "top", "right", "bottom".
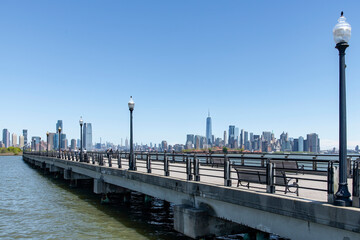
{"left": 333, "top": 12, "right": 352, "bottom": 206}
{"left": 46, "top": 132, "right": 49, "bottom": 156}
{"left": 79, "top": 116, "right": 84, "bottom": 162}
{"left": 58, "top": 126, "right": 62, "bottom": 158}
{"left": 128, "top": 96, "right": 135, "bottom": 170}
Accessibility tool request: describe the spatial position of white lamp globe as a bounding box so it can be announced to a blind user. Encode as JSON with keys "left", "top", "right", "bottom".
{"left": 333, "top": 12, "right": 351, "bottom": 44}
{"left": 128, "top": 96, "right": 135, "bottom": 111}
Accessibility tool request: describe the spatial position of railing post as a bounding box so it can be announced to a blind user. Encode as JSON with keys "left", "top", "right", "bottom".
{"left": 99, "top": 153, "right": 102, "bottom": 166}
{"left": 327, "top": 161, "right": 339, "bottom": 204}
{"left": 146, "top": 153, "right": 151, "bottom": 173}
{"left": 347, "top": 157, "right": 352, "bottom": 178}
{"left": 353, "top": 161, "right": 360, "bottom": 207}
{"left": 241, "top": 154, "right": 244, "bottom": 166}
{"left": 266, "top": 159, "right": 275, "bottom": 193}
{"left": 193, "top": 154, "right": 200, "bottom": 181}
{"left": 108, "top": 154, "right": 112, "bottom": 167}
{"left": 261, "top": 154, "right": 265, "bottom": 167}
{"left": 117, "top": 152, "right": 121, "bottom": 168}
{"left": 164, "top": 152, "right": 169, "bottom": 176}
{"left": 186, "top": 154, "right": 192, "bottom": 180}
{"left": 224, "top": 155, "right": 231, "bottom": 187}
{"left": 312, "top": 156, "right": 317, "bottom": 171}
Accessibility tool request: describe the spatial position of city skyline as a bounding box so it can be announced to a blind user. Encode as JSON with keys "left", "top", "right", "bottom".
{"left": 1, "top": 1, "right": 360, "bottom": 149}
{"left": 0, "top": 114, "right": 342, "bottom": 152}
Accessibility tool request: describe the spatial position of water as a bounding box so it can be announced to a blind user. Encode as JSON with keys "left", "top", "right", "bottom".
{"left": 0, "top": 156, "right": 189, "bottom": 239}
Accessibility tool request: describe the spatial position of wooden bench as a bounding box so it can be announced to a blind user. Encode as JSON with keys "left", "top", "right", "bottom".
{"left": 211, "top": 158, "right": 224, "bottom": 167}
{"left": 272, "top": 160, "right": 300, "bottom": 196}
{"left": 234, "top": 161, "right": 301, "bottom": 196}
{"left": 234, "top": 166, "right": 266, "bottom": 188}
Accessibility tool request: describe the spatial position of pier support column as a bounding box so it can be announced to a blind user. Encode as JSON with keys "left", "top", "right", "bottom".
{"left": 49, "top": 164, "right": 61, "bottom": 173}
{"left": 173, "top": 204, "right": 246, "bottom": 239}
{"left": 93, "top": 179, "right": 127, "bottom": 194}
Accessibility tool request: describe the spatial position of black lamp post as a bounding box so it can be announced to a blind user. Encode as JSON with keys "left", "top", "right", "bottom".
{"left": 46, "top": 132, "right": 49, "bottom": 156}
{"left": 333, "top": 12, "right": 352, "bottom": 206}
{"left": 79, "top": 116, "right": 83, "bottom": 162}
{"left": 58, "top": 127, "right": 62, "bottom": 158}
{"left": 128, "top": 96, "right": 135, "bottom": 170}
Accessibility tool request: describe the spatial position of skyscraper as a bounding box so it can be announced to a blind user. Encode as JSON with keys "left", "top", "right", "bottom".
{"left": 224, "top": 131, "right": 227, "bottom": 146}
{"left": 307, "top": 133, "right": 320, "bottom": 153}
{"left": 244, "top": 131, "right": 249, "bottom": 150}
{"left": 23, "top": 129, "right": 28, "bottom": 145}
{"left": 56, "top": 120, "right": 63, "bottom": 132}
{"left": 195, "top": 135, "right": 201, "bottom": 149}
{"left": 298, "top": 136, "right": 304, "bottom": 152}
{"left": 206, "top": 112, "right": 212, "bottom": 146}
{"left": 48, "top": 133, "right": 55, "bottom": 150}
{"left": 54, "top": 134, "right": 59, "bottom": 150}
{"left": 125, "top": 138, "right": 129, "bottom": 149}
{"left": 71, "top": 139, "right": 77, "bottom": 150}
{"left": 161, "top": 140, "right": 168, "bottom": 151}
{"left": 19, "top": 136, "right": 24, "bottom": 148}
{"left": 240, "top": 129, "right": 244, "bottom": 147}
{"left": 11, "top": 133, "right": 17, "bottom": 147}
{"left": 228, "top": 125, "right": 235, "bottom": 148}
{"left": 2, "top": 129, "right": 10, "bottom": 148}
{"left": 60, "top": 134, "right": 66, "bottom": 149}
{"left": 186, "top": 134, "right": 195, "bottom": 149}
{"left": 263, "top": 131, "right": 271, "bottom": 143}
{"left": 83, "top": 123, "right": 92, "bottom": 150}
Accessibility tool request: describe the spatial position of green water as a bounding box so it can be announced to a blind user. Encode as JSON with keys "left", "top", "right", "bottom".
{"left": 0, "top": 156, "right": 189, "bottom": 239}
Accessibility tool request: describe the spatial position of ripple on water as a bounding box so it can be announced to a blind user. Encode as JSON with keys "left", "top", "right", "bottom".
{"left": 0, "top": 156, "right": 191, "bottom": 240}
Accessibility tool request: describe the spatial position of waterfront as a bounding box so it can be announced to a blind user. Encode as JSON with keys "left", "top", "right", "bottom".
{"left": 0, "top": 156, "right": 189, "bottom": 240}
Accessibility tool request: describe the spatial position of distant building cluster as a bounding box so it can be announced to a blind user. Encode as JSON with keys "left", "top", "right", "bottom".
{"left": 24, "top": 120, "right": 93, "bottom": 152}
{"left": 5, "top": 112, "right": 360, "bottom": 154}
{"left": 0, "top": 129, "right": 27, "bottom": 148}
{"left": 184, "top": 113, "right": 321, "bottom": 153}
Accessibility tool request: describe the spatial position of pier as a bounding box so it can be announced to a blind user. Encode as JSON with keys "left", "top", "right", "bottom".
{"left": 23, "top": 151, "right": 360, "bottom": 239}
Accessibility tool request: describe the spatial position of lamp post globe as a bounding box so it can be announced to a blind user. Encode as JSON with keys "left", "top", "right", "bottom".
{"left": 333, "top": 12, "right": 351, "bottom": 44}
{"left": 58, "top": 127, "right": 62, "bottom": 158}
{"left": 128, "top": 96, "right": 135, "bottom": 170}
{"left": 333, "top": 12, "right": 352, "bottom": 206}
{"left": 128, "top": 96, "right": 135, "bottom": 111}
{"left": 79, "top": 116, "right": 83, "bottom": 162}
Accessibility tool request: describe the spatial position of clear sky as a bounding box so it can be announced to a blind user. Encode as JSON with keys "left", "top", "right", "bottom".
{"left": 1, "top": 1, "right": 359, "bottom": 150}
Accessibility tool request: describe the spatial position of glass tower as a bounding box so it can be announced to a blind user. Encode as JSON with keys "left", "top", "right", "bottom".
{"left": 206, "top": 112, "right": 212, "bottom": 146}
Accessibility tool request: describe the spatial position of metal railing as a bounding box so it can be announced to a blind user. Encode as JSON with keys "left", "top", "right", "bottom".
{"left": 24, "top": 150, "right": 360, "bottom": 206}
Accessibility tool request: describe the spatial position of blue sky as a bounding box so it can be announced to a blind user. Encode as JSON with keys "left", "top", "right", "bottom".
{"left": 1, "top": 1, "right": 359, "bottom": 149}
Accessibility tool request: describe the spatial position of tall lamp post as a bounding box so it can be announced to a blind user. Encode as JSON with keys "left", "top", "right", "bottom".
{"left": 79, "top": 116, "right": 83, "bottom": 162}
{"left": 58, "top": 127, "right": 62, "bottom": 158}
{"left": 333, "top": 12, "right": 352, "bottom": 206}
{"left": 46, "top": 132, "right": 49, "bottom": 156}
{"left": 128, "top": 96, "right": 135, "bottom": 170}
